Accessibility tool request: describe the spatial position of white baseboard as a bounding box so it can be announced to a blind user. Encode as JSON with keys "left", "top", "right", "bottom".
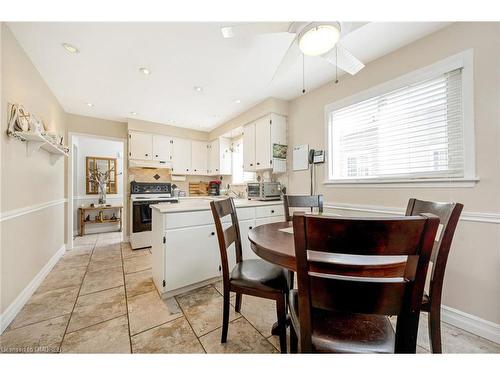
{"left": 0, "top": 244, "right": 66, "bottom": 334}
{"left": 441, "top": 305, "right": 500, "bottom": 344}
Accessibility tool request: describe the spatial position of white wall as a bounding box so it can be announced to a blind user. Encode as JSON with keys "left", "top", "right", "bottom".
{"left": 72, "top": 135, "right": 124, "bottom": 235}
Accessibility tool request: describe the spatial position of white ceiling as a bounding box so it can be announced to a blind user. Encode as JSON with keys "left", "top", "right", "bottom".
{"left": 8, "top": 22, "right": 450, "bottom": 131}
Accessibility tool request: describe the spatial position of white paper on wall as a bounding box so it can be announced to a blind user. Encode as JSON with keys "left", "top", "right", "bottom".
{"left": 293, "top": 144, "right": 309, "bottom": 171}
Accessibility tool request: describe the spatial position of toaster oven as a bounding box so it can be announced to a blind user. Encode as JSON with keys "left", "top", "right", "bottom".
{"left": 247, "top": 182, "right": 282, "bottom": 201}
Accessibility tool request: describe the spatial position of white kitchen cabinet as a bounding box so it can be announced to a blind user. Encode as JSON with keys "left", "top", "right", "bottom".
{"left": 191, "top": 140, "right": 209, "bottom": 175}
{"left": 151, "top": 201, "right": 284, "bottom": 298}
{"left": 212, "top": 138, "right": 232, "bottom": 175}
{"left": 152, "top": 135, "right": 173, "bottom": 163}
{"left": 171, "top": 137, "right": 192, "bottom": 174}
{"left": 164, "top": 224, "right": 220, "bottom": 292}
{"left": 242, "top": 113, "right": 287, "bottom": 173}
{"left": 129, "top": 132, "right": 153, "bottom": 161}
{"left": 208, "top": 138, "right": 232, "bottom": 175}
{"left": 255, "top": 116, "right": 271, "bottom": 170}
{"left": 243, "top": 122, "right": 256, "bottom": 171}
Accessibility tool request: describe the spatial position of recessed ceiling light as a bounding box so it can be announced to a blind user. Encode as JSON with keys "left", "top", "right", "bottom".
{"left": 130, "top": 111, "right": 137, "bottom": 115}
{"left": 62, "top": 43, "right": 79, "bottom": 54}
{"left": 139, "top": 67, "right": 151, "bottom": 75}
{"left": 86, "top": 102, "right": 94, "bottom": 107}
{"left": 193, "top": 86, "right": 203, "bottom": 92}
{"left": 221, "top": 27, "right": 234, "bottom": 39}
{"left": 235, "top": 99, "right": 241, "bottom": 104}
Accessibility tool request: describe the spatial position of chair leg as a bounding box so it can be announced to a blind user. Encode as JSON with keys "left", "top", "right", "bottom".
{"left": 276, "top": 295, "right": 287, "bottom": 354}
{"left": 428, "top": 305, "right": 443, "bottom": 353}
{"left": 221, "top": 291, "right": 230, "bottom": 343}
{"left": 290, "top": 322, "right": 298, "bottom": 353}
{"left": 235, "top": 293, "right": 242, "bottom": 313}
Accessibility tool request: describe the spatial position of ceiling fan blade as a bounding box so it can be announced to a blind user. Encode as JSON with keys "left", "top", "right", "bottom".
{"left": 322, "top": 43, "right": 365, "bottom": 75}
{"left": 268, "top": 37, "right": 300, "bottom": 85}
{"left": 221, "top": 23, "right": 292, "bottom": 38}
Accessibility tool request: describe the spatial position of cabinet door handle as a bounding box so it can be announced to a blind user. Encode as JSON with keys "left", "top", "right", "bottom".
{"left": 250, "top": 163, "right": 253, "bottom": 166}
{"left": 145, "top": 153, "right": 148, "bottom": 156}
{"left": 211, "top": 232, "right": 215, "bottom": 236}
{"left": 271, "top": 210, "right": 275, "bottom": 213}
{"left": 249, "top": 226, "right": 253, "bottom": 229}
{"left": 256, "top": 162, "right": 260, "bottom": 165}
{"left": 194, "top": 169, "right": 197, "bottom": 171}
{"left": 155, "top": 154, "right": 158, "bottom": 157}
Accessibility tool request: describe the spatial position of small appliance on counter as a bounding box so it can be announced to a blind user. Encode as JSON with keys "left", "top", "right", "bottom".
{"left": 247, "top": 181, "right": 282, "bottom": 201}
{"left": 208, "top": 180, "right": 221, "bottom": 196}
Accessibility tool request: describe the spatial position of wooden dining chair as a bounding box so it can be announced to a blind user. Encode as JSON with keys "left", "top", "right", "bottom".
{"left": 289, "top": 212, "right": 440, "bottom": 353}
{"left": 283, "top": 194, "right": 324, "bottom": 221}
{"left": 405, "top": 198, "right": 463, "bottom": 353}
{"left": 210, "top": 198, "right": 289, "bottom": 353}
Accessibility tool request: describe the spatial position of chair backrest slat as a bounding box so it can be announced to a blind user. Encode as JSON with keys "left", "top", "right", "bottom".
{"left": 405, "top": 198, "right": 463, "bottom": 304}
{"left": 284, "top": 194, "right": 323, "bottom": 221}
{"left": 292, "top": 212, "right": 440, "bottom": 352}
{"left": 210, "top": 198, "right": 243, "bottom": 283}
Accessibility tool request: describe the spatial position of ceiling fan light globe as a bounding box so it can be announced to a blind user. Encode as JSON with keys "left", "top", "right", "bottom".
{"left": 298, "top": 24, "right": 340, "bottom": 56}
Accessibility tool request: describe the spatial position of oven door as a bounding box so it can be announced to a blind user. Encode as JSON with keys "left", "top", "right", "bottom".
{"left": 132, "top": 200, "right": 159, "bottom": 233}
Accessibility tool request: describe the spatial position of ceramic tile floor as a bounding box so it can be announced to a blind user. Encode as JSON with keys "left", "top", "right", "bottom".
{"left": 1, "top": 232, "right": 499, "bottom": 354}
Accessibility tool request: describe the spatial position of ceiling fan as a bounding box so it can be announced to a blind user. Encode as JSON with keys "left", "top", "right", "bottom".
{"left": 220, "top": 22, "right": 366, "bottom": 85}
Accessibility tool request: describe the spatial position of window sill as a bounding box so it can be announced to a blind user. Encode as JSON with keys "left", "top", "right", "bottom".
{"left": 323, "top": 177, "right": 480, "bottom": 188}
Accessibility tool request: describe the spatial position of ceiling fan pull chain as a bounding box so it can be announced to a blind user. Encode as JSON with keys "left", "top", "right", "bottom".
{"left": 302, "top": 53, "right": 306, "bottom": 94}
{"left": 335, "top": 47, "right": 339, "bottom": 84}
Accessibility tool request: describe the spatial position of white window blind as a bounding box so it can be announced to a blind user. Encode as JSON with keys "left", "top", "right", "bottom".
{"left": 328, "top": 68, "right": 464, "bottom": 181}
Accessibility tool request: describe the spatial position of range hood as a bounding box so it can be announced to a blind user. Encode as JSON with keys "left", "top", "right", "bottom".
{"left": 128, "top": 159, "right": 172, "bottom": 169}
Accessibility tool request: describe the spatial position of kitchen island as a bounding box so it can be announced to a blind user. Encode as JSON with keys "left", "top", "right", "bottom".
{"left": 150, "top": 197, "right": 285, "bottom": 298}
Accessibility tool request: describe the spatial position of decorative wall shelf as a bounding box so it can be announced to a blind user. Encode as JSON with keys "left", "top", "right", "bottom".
{"left": 10, "top": 131, "right": 69, "bottom": 165}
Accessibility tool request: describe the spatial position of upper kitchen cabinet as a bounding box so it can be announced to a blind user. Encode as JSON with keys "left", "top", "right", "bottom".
{"left": 152, "top": 135, "right": 173, "bottom": 164}
{"left": 171, "top": 137, "right": 192, "bottom": 174}
{"left": 243, "top": 113, "right": 287, "bottom": 173}
{"left": 129, "top": 131, "right": 173, "bottom": 168}
{"left": 208, "top": 137, "right": 232, "bottom": 175}
{"left": 129, "top": 131, "right": 153, "bottom": 161}
{"left": 191, "top": 140, "right": 209, "bottom": 175}
{"left": 243, "top": 122, "right": 256, "bottom": 172}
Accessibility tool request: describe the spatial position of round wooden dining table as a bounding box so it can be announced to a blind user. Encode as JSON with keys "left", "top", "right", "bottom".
{"left": 248, "top": 220, "right": 297, "bottom": 271}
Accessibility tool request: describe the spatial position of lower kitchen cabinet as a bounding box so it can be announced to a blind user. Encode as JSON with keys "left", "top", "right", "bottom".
{"left": 164, "top": 224, "right": 220, "bottom": 292}
{"left": 151, "top": 202, "right": 285, "bottom": 298}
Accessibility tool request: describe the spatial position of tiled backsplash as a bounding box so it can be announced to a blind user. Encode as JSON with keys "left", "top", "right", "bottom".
{"left": 128, "top": 168, "right": 231, "bottom": 195}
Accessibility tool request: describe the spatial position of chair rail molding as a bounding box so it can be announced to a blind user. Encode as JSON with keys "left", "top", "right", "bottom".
{"left": 324, "top": 202, "right": 500, "bottom": 224}
{"left": 0, "top": 198, "right": 67, "bottom": 222}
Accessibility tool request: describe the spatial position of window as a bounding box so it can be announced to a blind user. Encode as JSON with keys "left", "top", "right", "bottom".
{"left": 326, "top": 51, "right": 475, "bottom": 186}
{"left": 231, "top": 137, "right": 255, "bottom": 184}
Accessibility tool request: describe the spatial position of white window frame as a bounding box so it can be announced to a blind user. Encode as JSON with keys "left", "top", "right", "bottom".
{"left": 230, "top": 136, "right": 256, "bottom": 185}
{"left": 324, "top": 49, "right": 478, "bottom": 188}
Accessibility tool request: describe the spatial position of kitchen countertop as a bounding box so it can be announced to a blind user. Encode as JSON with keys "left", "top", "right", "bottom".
{"left": 150, "top": 196, "right": 283, "bottom": 213}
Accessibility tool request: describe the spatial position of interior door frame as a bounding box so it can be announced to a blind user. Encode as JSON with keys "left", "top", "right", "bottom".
{"left": 67, "top": 132, "right": 128, "bottom": 250}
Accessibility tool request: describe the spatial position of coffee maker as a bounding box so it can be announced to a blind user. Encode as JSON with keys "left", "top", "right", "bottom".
{"left": 208, "top": 180, "right": 221, "bottom": 196}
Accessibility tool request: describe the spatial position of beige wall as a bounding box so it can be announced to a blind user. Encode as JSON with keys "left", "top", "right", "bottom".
{"left": 128, "top": 118, "right": 208, "bottom": 141}
{"left": 287, "top": 22, "right": 500, "bottom": 324}
{"left": 209, "top": 97, "right": 288, "bottom": 139}
{"left": 1, "top": 24, "right": 67, "bottom": 315}
{"left": 66, "top": 113, "right": 127, "bottom": 139}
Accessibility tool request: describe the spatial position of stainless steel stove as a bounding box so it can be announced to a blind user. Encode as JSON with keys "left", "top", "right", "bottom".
{"left": 130, "top": 182, "right": 178, "bottom": 249}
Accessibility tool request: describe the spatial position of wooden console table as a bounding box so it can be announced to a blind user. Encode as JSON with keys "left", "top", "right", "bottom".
{"left": 79, "top": 205, "right": 123, "bottom": 236}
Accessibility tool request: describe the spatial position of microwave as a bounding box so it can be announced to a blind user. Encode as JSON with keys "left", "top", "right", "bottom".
{"left": 247, "top": 182, "right": 282, "bottom": 201}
